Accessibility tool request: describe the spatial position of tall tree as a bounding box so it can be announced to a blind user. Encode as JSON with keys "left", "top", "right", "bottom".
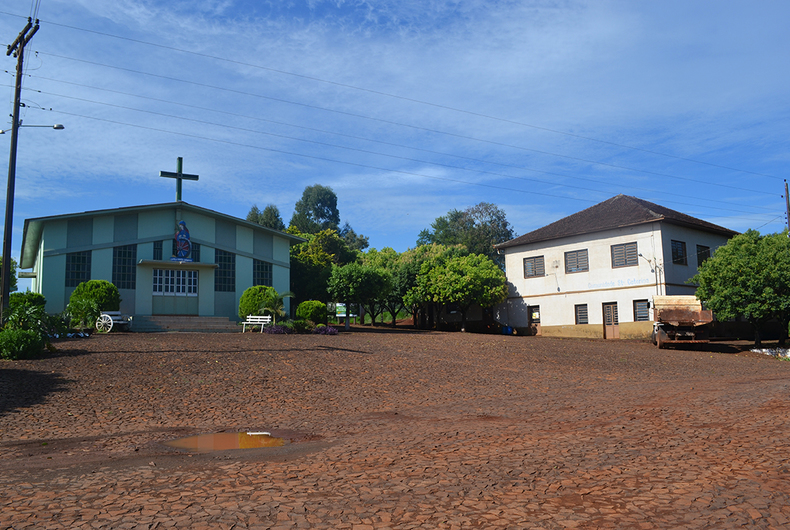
{"left": 691, "top": 229, "right": 790, "bottom": 346}
{"left": 339, "top": 222, "right": 370, "bottom": 251}
{"left": 260, "top": 204, "right": 286, "bottom": 231}
{"left": 362, "top": 247, "right": 405, "bottom": 326}
{"left": 288, "top": 228, "right": 359, "bottom": 304}
{"left": 417, "top": 202, "right": 515, "bottom": 267}
{"left": 247, "top": 204, "right": 286, "bottom": 231}
{"left": 289, "top": 184, "right": 341, "bottom": 234}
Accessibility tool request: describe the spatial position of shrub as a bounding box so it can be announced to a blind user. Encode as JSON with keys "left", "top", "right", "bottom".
{"left": 296, "top": 300, "right": 328, "bottom": 325}
{"left": 4, "top": 303, "right": 50, "bottom": 336}
{"left": 312, "top": 325, "right": 338, "bottom": 335}
{"left": 9, "top": 291, "right": 46, "bottom": 310}
{"left": 263, "top": 324, "right": 293, "bottom": 335}
{"left": 65, "top": 297, "right": 100, "bottom": 331}
{"left": 69, "top": 280, "right": 120, "bottom": 311}
{"left": 292, "top": 319, "right": 315, "bottom": 334}
{"left": 239, "top": 285, "right": 277, "bottom": 320}
{"left": 0, "top": 328, "right": 45, "bottom": 360}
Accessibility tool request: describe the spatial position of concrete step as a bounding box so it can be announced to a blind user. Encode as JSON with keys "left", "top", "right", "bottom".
{"left": 132, "top": 315, "right": 240, "bottom": 333}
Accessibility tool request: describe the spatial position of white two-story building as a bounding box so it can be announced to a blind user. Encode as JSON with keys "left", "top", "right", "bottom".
{"left": 494, "top": 195, "right": 737, "bottom": 339}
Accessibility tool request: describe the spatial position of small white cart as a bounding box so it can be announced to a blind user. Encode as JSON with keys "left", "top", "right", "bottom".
{"left": 96, "top": 311, "right": 133, "bottom": 332}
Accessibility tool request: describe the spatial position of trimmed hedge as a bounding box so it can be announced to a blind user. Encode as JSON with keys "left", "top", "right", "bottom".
{"left": 238, "top": 285, "right": 277, "bottom": 320}
{"left": 69, "top": 280, "right": 121, "bottom": 311}
{"left": 296, "top": 300, "right": 328, "bottom": 324}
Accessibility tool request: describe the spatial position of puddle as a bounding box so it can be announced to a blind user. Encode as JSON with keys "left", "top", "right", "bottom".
{"left": 164, "top": 431, "right": 287, "bottom": 452}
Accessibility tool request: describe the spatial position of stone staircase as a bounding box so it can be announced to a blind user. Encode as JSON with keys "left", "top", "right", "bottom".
{"left": 131, "top": 315, "right": 240, "bottom": 333}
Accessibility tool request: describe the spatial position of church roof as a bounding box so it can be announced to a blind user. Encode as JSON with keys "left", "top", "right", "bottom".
{"left": 20, "top": 201, "right": 305, "bottom": 269}
{"left": 495, "top": 195, "right": 738, "bottom": 250}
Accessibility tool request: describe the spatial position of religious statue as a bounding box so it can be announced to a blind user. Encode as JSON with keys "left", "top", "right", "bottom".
{"left": 174, "top": 220, "right": 192, "bottom": 260}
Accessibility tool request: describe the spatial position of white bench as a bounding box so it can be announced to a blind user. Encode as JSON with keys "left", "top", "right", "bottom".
{"left": 242, "top": 315, "right": 272, "bottom": 332}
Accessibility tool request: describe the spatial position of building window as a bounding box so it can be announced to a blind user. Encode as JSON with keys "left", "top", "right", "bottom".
{"left": 575, "top": 304, "right": 588, "bottom": 325}
{"left": 112, "top": 244, "right": 137, "bottom": 289}
{"left": 634, "top": 299, "right": 650, "bottom": 322}
{"left": 253, "top": 259, "right": 273, "bottom": 287}
{"left": 696, "top": 245, "right": 711, "bottom": 266}
{"left": 565, "top": 249, "right": 589, "bottom": 273}
{"left": 671, "top": 240, "right": 687, "bottom": 265}
{"left": 153, "top": 240, "right": 163, "bottom": 261}
{"left": 65, "top": 251, "right": 91, "bottom": 287}
{"left": 153, "top": 269, "right": 198, "bottom": 297}
{"left": 523, "top": 256, "right": 545, "bottom": 278}
{"left": 215, "top": 249, "right": 235, "bottom": 292}
{"left": 611, "top": 242, "right": 638, "bottom": 268}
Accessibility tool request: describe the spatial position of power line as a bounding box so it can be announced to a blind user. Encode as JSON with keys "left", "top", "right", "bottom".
{"left": 25, "top": 75, "right": 779, "bottom": 215}
{"left": 36, "top": 107, "right": 782, "bottom": 225}
{"left": 36, "top": 52, "right": 779, "bottom": 198}
{"left": 13, "top": 11, "right": 780, "bottom": 181}
{"left": 29, "top": 85, "right": 779, "bottom": 218}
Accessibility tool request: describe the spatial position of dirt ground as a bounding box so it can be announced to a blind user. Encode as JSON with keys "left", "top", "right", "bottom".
{"left": 1, "top": 328, "right": 789, "bottom": 529}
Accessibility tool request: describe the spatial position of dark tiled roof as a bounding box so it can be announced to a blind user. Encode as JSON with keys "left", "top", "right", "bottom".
{"left": 496, "top": 195, "right": 738, "bottom": 249}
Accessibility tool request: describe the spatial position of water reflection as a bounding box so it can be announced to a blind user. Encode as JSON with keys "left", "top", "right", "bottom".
{"left": 164, "top": 431, "right": 287, "bottom": 452}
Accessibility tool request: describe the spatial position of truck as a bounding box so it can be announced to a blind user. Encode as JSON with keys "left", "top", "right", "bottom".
{"left": 651, "top": 295, "right": 713, "bottom": 349}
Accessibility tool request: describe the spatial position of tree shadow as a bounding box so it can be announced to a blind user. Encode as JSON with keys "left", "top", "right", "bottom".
{"left": 0, "top": 369, "right": 71, "bottom": 416}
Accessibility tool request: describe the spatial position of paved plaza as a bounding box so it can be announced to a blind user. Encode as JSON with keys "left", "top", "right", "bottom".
{"left": 1, "top": 330, "right": 789, "bottom": 529}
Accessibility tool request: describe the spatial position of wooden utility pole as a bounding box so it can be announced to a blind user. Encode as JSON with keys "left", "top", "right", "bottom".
{"left": 1, "top": 18, "right": 39, "bottom": 321}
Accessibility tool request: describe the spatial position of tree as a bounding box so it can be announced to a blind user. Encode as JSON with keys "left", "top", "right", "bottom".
{"left": 417, "top": 202, "right": 515, "bottom": 267}
{"left": 691, "top": 229, "right": 790, "bottom": 347}
{"left": 362, "top": 247, "right": 406, "bottom": 326}
{"left": 339, "top": 222, "right": 370, "bottom": 251}
{"left": 259, "top": 288, "right": 294, "bottom": 324}
{"left": 402, "top": 244, "right": 469, "bottom": 329}
{"left": 327, "top": 262, "right": 392, "bottom": 326}
{"left": 0, "top": 257, "right": 18, "bottom": 294}
{"left": 289, "top": 228, "right": 359, "bottom": 304}
{"left": 414, "top": 253, "right": 507, "bottom": 331}
{"left": 247, "top": 204, "right": 286, "bottom": 231}
{"left": 289, "top": 184, "right": 341, "bottom": 234}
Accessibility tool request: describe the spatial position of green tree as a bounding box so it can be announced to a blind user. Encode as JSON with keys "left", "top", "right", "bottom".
{"left": 417, "top": 202, "right": 515, "bottom": 267}
{"left": 339, "top": 222, "right": 370, "bottom": 251}
{"left": 247, "top": 204, "right": 286, "bottom": 231}
{"left": 289, "top": 228, "right": 359, "bottom": 304}
{"left": 413, "top": 253, "right": 507, "bottom": 332}
{"left": 289, "top": 184, "right": 341, "bottom": 234}
{"left": 691, "top": 229, "right": 790, "bottom": 347}
{"left": 327, "top": 263, "right": 392, "bottom": 326}
{"left": 362, "top": 247, "right": 406, "bottom": 326}
{"left": 402, "top": 244, "right": 469, "bottom": 328}
{"left": 0, "top": 257, "right": 18, "bottom": 294}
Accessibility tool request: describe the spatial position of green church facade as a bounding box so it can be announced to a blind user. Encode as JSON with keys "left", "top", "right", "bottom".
{"left": 19, "top": 202, "right": 303, "bottom": 320}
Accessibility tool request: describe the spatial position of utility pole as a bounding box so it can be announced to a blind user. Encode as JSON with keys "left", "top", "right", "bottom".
{"left": 1, "top": 18, "right": 39, "bottom": 322}
{"left": 785, "top": 180, "right": 790, "bottom": 236}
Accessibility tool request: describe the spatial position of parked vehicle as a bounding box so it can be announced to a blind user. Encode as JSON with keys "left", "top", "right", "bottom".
{"left": 651, "top": 296, "right": 713, "bottom": 349}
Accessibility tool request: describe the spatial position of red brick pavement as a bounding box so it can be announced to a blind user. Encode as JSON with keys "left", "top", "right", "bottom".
{"left": 1, "top": 331, "right": 789, "bottom": 529}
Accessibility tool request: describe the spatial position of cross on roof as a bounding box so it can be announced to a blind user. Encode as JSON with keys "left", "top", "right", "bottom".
{"left": 159, "top": 157, "right": 199, "bottom": 202}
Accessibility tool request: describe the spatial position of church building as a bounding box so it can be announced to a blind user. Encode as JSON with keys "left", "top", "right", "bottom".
{"left": 18, "top": 200, "right": 303, "bottom": 324}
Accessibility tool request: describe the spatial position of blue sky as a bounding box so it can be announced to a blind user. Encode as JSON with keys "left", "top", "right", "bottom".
{"left": 2, "top": 0, "right": 789, "bottom": 286}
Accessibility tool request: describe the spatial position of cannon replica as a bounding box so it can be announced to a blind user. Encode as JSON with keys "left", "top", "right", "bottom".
{"left": 651, "top": 296, "right": 713, "bottom": 349}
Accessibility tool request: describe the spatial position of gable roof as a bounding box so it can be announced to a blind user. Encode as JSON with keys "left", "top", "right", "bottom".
{"left": 495, "top": 195, "right": 738, "bottom": 250}
{"left": 20, "top": 201, "right": 305, "bottom": 269}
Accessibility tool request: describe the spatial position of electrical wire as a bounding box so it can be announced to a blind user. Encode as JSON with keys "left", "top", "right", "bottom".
{"left": 11, "top": 11, "right": 781, "bottom": 181}
{"left": 27, "top": 85, "right": 779, "bottom": 218}
{"left": 36, "top": 52, "right": 779, "bottom": 198}
{"left": 23, "top": 75, "right": 779, "bottom": 214}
